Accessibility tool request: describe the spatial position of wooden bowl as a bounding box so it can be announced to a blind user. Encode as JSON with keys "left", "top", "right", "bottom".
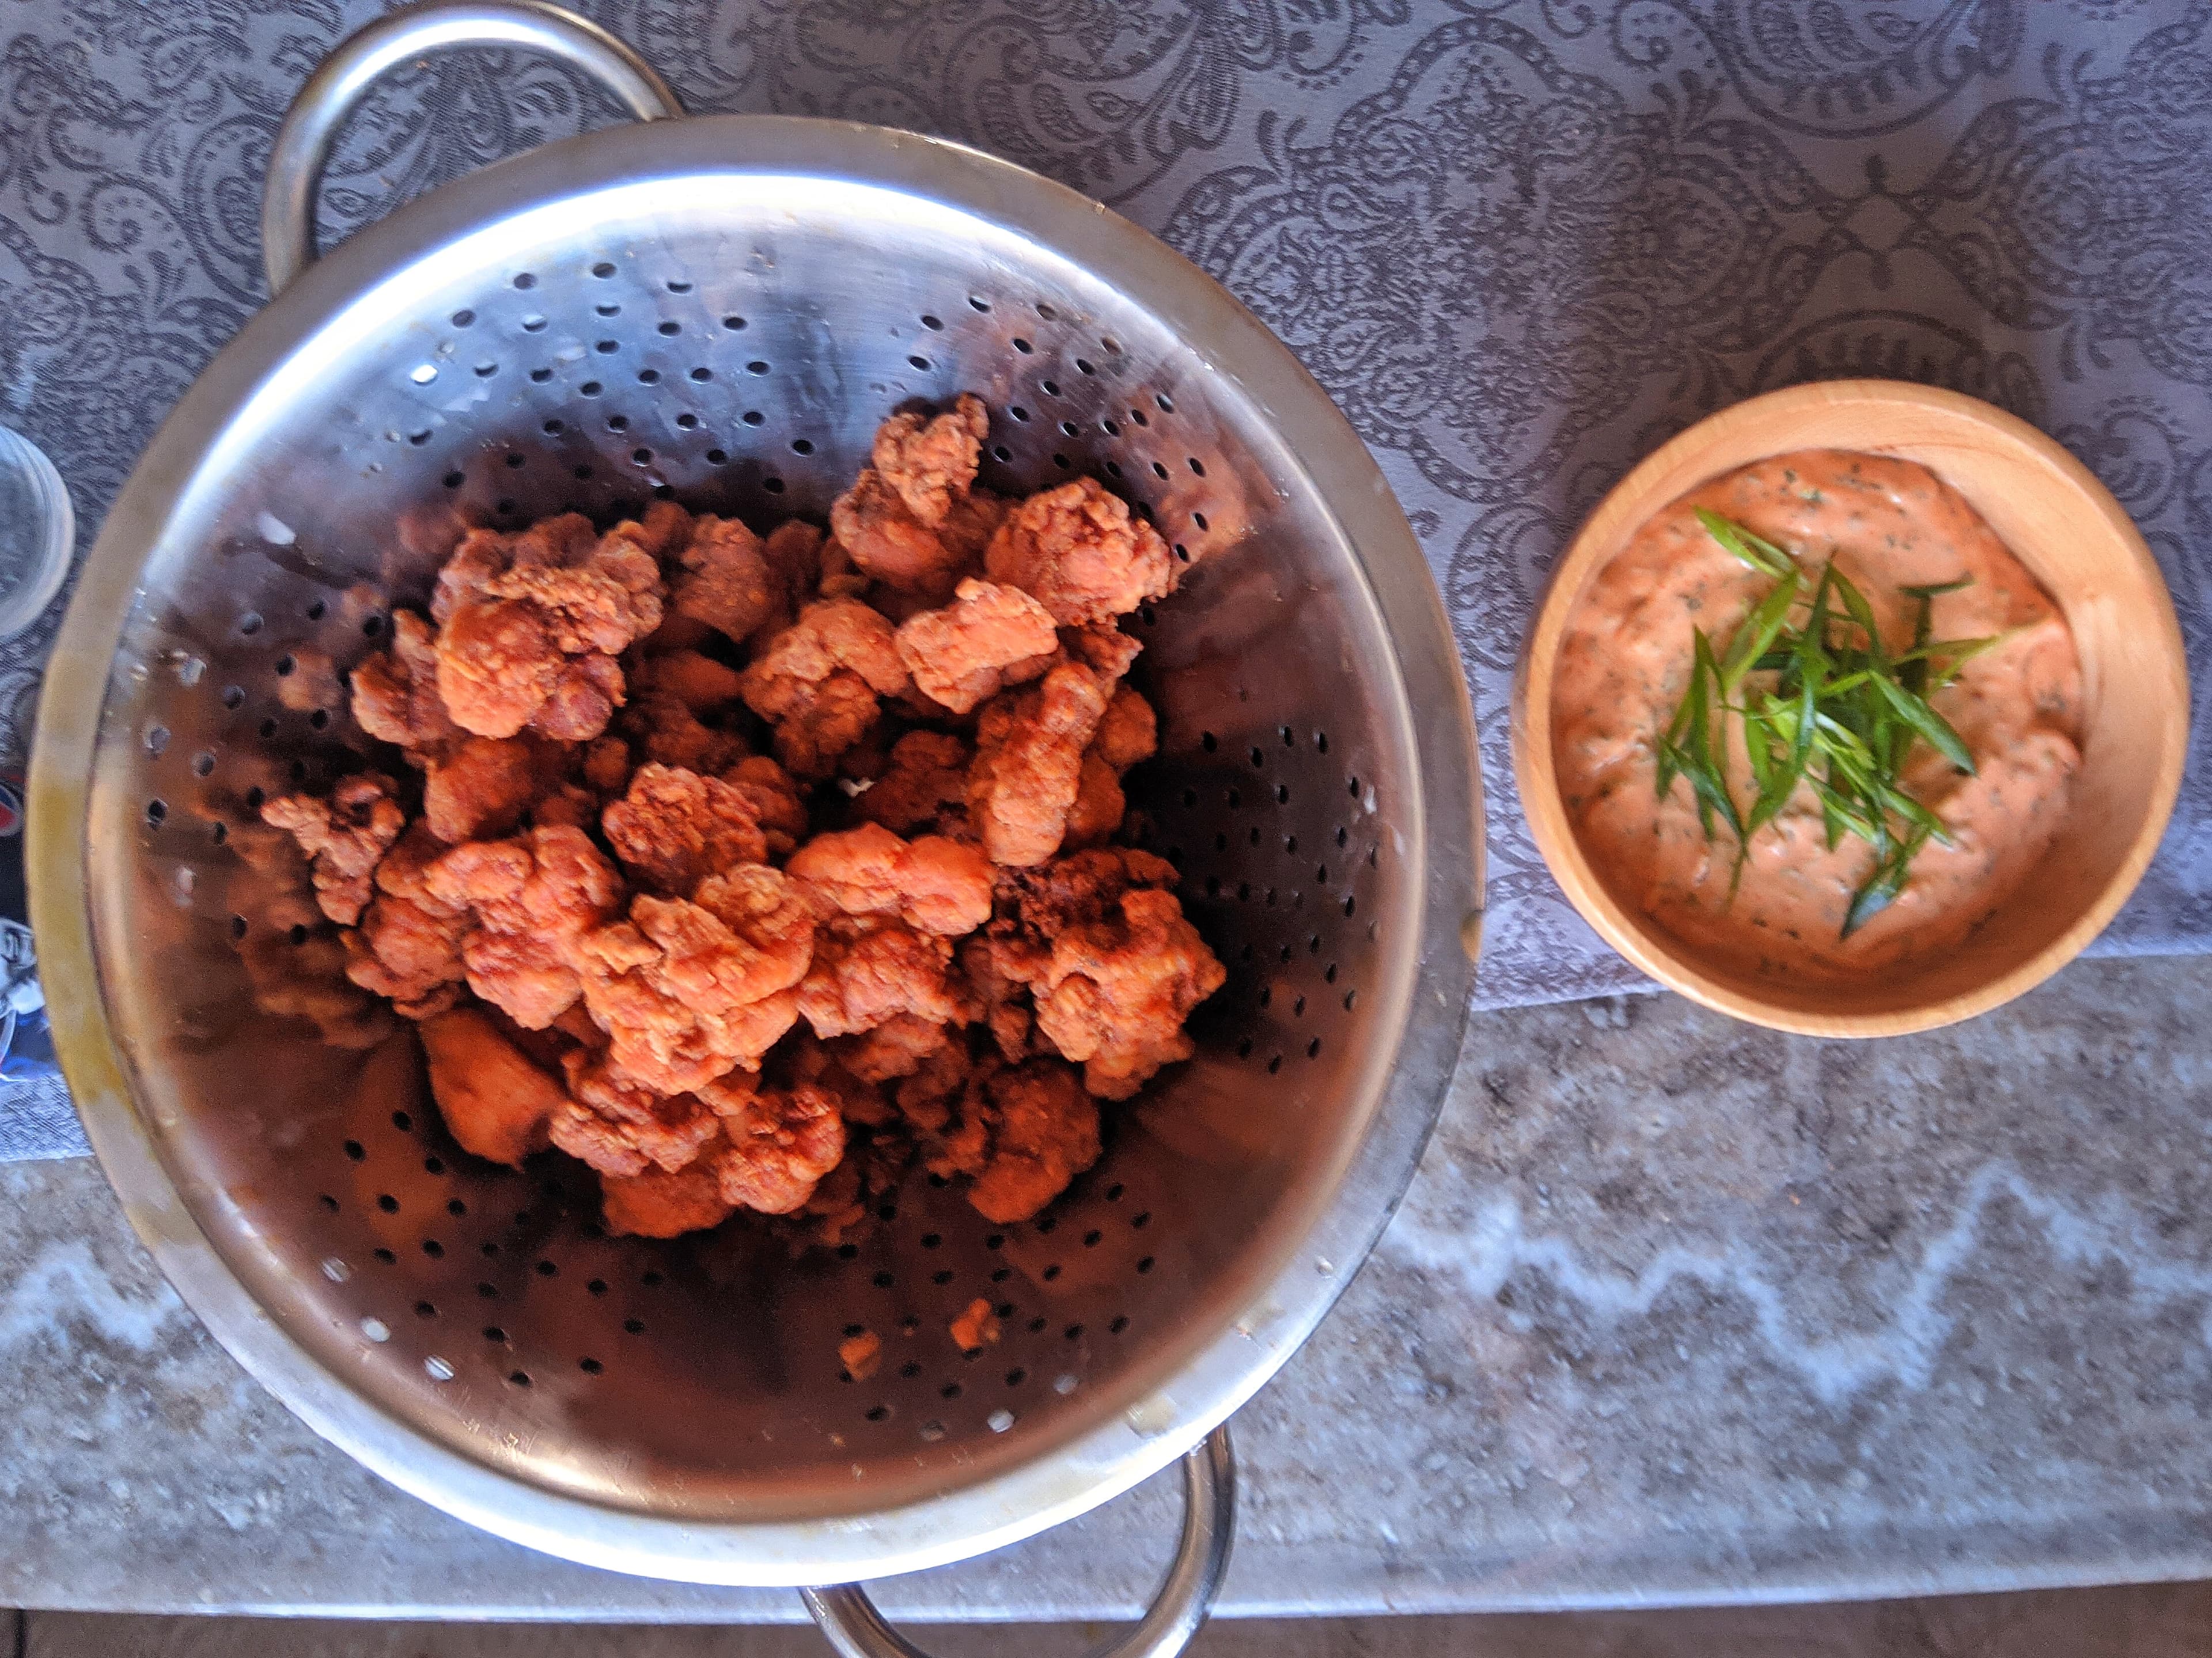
{"left": 1512, "top": 380, "right": 2190, "bottom": 1037}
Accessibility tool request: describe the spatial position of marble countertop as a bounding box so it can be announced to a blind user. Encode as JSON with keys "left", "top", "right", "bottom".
{"left": 8, "top": 953, "right": 2212, "bottom": 1620}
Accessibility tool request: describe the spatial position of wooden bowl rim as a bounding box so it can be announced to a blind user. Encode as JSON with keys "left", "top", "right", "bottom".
{"left": 1511, "top": 378, "right": 2191, "bottom": 1038}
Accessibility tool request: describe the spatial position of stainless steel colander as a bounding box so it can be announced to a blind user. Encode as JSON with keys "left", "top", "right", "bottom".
{"left": 28, "top": 3, "right": 1482, "bottom": 1649}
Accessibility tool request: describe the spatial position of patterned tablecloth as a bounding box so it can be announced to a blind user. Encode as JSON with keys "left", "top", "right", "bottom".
{"left": 2, "top": 0, "right": 2207, "bottom": 1159}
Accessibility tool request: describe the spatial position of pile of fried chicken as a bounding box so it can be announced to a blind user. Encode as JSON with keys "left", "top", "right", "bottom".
{"left": 261, "top": 396, "right": 1225, "bottom": 1242}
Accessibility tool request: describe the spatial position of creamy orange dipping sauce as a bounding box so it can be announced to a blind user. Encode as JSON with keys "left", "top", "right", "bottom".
{"left": 1553, "top": 449, "right": 2084, "bottom": 983}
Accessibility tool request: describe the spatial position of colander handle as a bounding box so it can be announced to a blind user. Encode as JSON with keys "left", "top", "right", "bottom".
{"left": 800, "top": 1426, "right": 1236, "bottom": 1658}
{"left": 261, "top": 0, "right": 684, "bottom": 295}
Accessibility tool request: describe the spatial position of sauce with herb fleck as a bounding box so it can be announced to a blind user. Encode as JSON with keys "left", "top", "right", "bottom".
{"left": 1554, "top": 450, "right": 2084, "bottom": 982}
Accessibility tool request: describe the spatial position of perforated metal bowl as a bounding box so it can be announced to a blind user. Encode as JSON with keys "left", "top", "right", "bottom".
{"left": 28, "top": 1, "right": 1481, "bottom": 1641}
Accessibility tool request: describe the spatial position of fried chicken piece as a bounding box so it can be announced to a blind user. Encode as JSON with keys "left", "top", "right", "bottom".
{"left": 603, "top": 498, "right": 695, "bottom": 570}
{"left": 620, "top": 686, "right": 748, "bottom": 775}
{"left": 637, "top": 648, "right": 744, "bottom": 713}
{"left": 340, "top": 823, "right": 469, "bottom": 1015}
{"left": 893, "top": 578, "right": 1059, "bottom": 715}
{"left": 722, "top": 755, "right": 809, "bottom": 858}
{"left": 959, "top": 1057, "right": 1103, "bottom": 1223}
{"left": 1061, "top": 686, "right": 1156, "bottom": 849}
{"left": 260, "top": 773, "right": 407, "bottom": 925}
{"left": 530, "top": 783, "right": 598, "bottom": 832}
{"left": 601, "top": 1154, "right": 736, "bottom": 1239}
{"left": 601, "top": 763, "right": 768, "bottom": 896}
{"left": 351, "top": 611, "right": 460, "bottom": 754}
{"left": 421, "top": 735, "right": 559, "bottom": 844}
{"left": 894, "top": 1034, "right": 975, "bottom": 1132}
{"left": 832, "top": 472, "right": 963, "bottom": 602}
{"left": 552, "top": 1047, "right": 724, "bottom": 1176}
{"left": 434, "top": 514, "right": 664, "bottom": 741}
{"left": 854, "top": 730, "right": 971, "bottom": 837}
{"left": 786, "top": 822, "right": 993, "bottom": 937}
{"left": 738, "top": 599, "right": 912, "bottom": 779}
{"left": 422, "top": 826, "right": 624, "bottom": 1029}
{"left": 984, "top": 477, "right": 1173, "bottom": 626}
{"left": 1032, "top": 886, "right": 1224, "bottom": 1099}
{"left": 967, "top": 659, "right": 1113, "bottom": 867}
{"left": 959, "top": 933, "right": 1034, "bottom": 1063}
{"left": 873, "top": 394, "right": 987, "bottom": 527}
{"left": 1065, "top": 622, "right": 1143, "bottom": 682}
{"left": 418, "top": 1005, "right": 564, "bottom": 1165}
{"left": 672, "top": 514, "right": 774, "bottom": 643}
{"left": 796, "top": 914, "right": 975, "bottom": 1039}
{"left": 573, "top": 871, "right": 813, "bottom": 1093}
{"left": 989, "top": 847, "right": 1180, "bottom": 978}
{"left": 716, "top": 1084, "right": 847, "bottom": 1213}
{"left": 835, "top": 1012, "right": 956, "bottom": 1084}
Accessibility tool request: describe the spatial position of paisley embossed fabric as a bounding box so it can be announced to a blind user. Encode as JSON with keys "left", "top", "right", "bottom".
{"left": 4, "top": 0, "right": 2207, "bottom": 1157}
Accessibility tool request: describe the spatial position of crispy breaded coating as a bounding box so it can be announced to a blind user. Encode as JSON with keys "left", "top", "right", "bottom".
{"left": 722, "top": 755, "right": 809, "bottom": 858}
{"left": 787, "top": 822, "right": 994, "bottom": 937}
{"left": 873, "top": 395, "right": 987, "bottom": 527}
{"left": 573, "top": 871, "right": 813, "bottom": 1094}
{"left": 637, "top": 648, "right": 744, "bottom": 714}
{"left": 601, "top": 1153, "right": 736, "bottom": 1238}
{"left": 601, "top": 763, "right": 768, "bottom": 896}
{"left": 851, "top": 730, "right": 969, "bottom": 839}
{"left": 261, "top": 773, "right": 407, "bottom": 925}
{"left": 418, "top": 1005, "right": 564, "bottom": 1166}
{"left": 433, "top": 514, "right": 664, "bottom": 740}
{"left": 894, "top": 578, "right": 1058, "bottom": 715}
{"left": 671, "top": 514, "right": 775, "bottom": 643}
{"left": 422, "top": 735, "right": 559, "bottom": 844}
{"left": 351, "top": 610, "right": 459, "bottom": 754}
{"left": 717, "top": 1084, "right": 847, "bottom": 1213}
{"left": 967, "top": 661, "right": 1112, "bottom": 867}
{"left": 796, "top": 915, "right": 974, "bottom": 1039}
{"left": 958, "top": 1057, "right": 1102, "bottom": 1223}
{"left": 422, "top": 826, "right": 624, "bottom": 1029}
{"left": 738, "top": 598, "right": 912, "bottom": 779}
{"left": 554, "top": 1047, "right": 724, "bottom": 1176}
{"left": 984, "top": 477, "right": 1172, "bottom": 626}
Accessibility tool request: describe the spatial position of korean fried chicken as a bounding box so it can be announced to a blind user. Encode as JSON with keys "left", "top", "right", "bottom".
{"left": 260, "top": 773, "right": 406, "bottom": 925}
{"left": 984, "top": 476, "right": 1172, "bottom": 627}
{"left": 738, "top": 598, "right": 912, "bottom": 779}
{"left": 260, "top": 392, "right": 1218, "bottom": 1242}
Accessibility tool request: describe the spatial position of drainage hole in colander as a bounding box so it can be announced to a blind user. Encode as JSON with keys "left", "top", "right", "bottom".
{"left": 473, "top": 361, "right": 498, "bottom": 378}
{"left": 746, "top": 360, "right": 770, "bottom": 375}
{"left": 375, "top": 1194, "right": 398, "bottom": 1214}
{"left": 426, "top": 1357, "right": 454, "bottom": 1382}
{"left": 452, "top": 310, "right": 475, "bottom": 328}
{"left": 706, "top": 448, "right": 729, "bottom": 466}
{"left": 595, "top": 339, "right": 618, "bottom": 355}
{"left": 1013, "top": 337, "right": 1033, "bottom": 355}
{"left": 640, "top": 368, "right": 662, "bottom": 385}
{"left": 238, "top": 610, "right": 263, "bottom": 635}
{"left": 984, "top": 1232, "right": 1005, "bottom": 1250}
{"left": 930, "top": 1268, "right": 952, "bottom": 1284}
{"left": 673, "top": 412, "right": 699, "bottom": 431}
{"left": 586, "top": 1277, "right": 608, "bottom": 1296}
{"left": 1052, "top": 453, "right": 1071, "bottom": 469}
{"left": 791, "top": 438, "right": 813, "bottom": 456}
{"left": 742, "top": 410, "right": 765, "bottom": 427}
{"left": 1041, "top": 379, "right": 1060, "bottom": 397}
{"left": 865, "top": 1405, "right": 890, "bottom": 1422}
{"left": 908, "top": 355, "right": 931, "bottom": 371}
{"left": 990, "top": 1266, "right": 1012, "bottom": 1284}
{"left": 483, "top": 1325, "right": 506, "bottom": 1343}
{"left": 899, "top": 1361, "right": 922, "bottom": 1380}
{"left": 872, "top": 1270, "right": 893, "bottom": 1288}
{"left": 579, "top": 1357, "right": 603, "bottom": 1374}
{"left": 422, "top": 1240, "right": 444, "bottom": 1259}
{"left": 415, "top": 1301, "right": 435, "bottom": 1318}
{"left": 940, "top": 1383, "right": 961, "bottom": 1400}
{"left": 509, "top": 1371, "right": 532, "bottom": 1388}
{"left": 624, "top": 1318, "right": 646, "bottom": 1334}
{"left": 1075, "top": 357, "right": 1096, "bottom": 375}
{"left": 723, "top": 314, "right": 747, "bottom": 331}
{"left": 343, "top": 1139, "right": 365, "bottom": 1161}
{"left": 317, "top": 1193, "right": 338, "bottom": 1212}
{"left": 513, "top": 272, "right": 536, "bottom": 290}
{"left": 1237, "top": 1037, "right": 1253, "bottom": 1059}
{"left": 1109, "top": 1315, "right": 1131, "bottom": 1334}
{"left": 535, "top": 1259, "right": 557, "bottom": 1278}
{"left": 1040, "top": 1264, "right": 1060, "bottom": 1283}
{"left": 144, "top": 799, "right": 167, "bottom": 827}
{"left": 1009, "top": 405, "right": 1029, "bottom": 423}
{"left": 595, "top": 303, "right": 620, "bottom": 318}
{"left": 373, "top": 1248, "right": 396, "bottom": 1265}
{"left": 919, "top": 1421, "right": 946, "bottom": 1442}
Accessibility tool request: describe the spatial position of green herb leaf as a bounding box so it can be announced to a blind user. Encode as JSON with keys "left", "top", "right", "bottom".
{"left": 1899, "top": 576, "right": 1975, "bottom": 599}
{"left": 1695, "top": 508, "right": 1796, "bottom": 579}
{"left": 1651, "top": 519, "right": 1985, "bottom": 939}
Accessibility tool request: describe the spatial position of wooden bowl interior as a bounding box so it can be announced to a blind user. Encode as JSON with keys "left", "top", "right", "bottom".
{"left": 1513, "top": 382, "right": 2189, "bottom": 1036}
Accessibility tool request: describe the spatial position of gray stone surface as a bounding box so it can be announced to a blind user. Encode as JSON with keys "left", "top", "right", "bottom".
{"left": 7, "top": 955, "right": 2212, "bottom": 1620}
